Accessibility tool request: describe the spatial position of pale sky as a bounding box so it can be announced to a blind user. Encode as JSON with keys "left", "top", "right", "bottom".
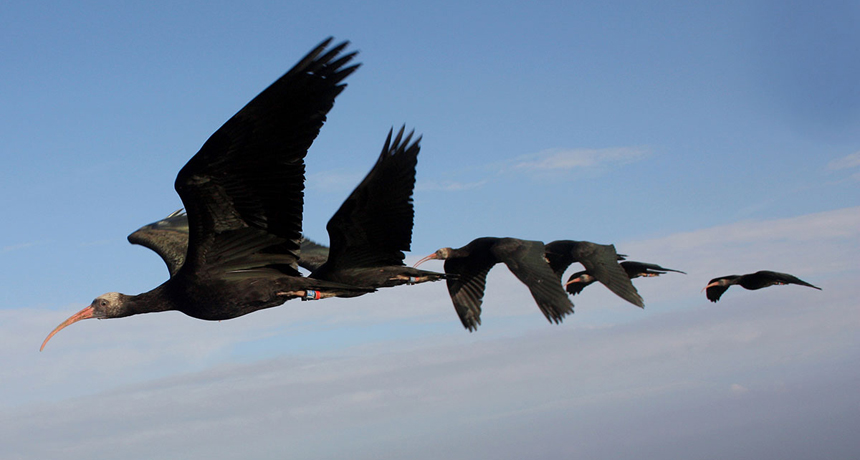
{"left": 1, "top": 1, "right": 859, "bottom": 459}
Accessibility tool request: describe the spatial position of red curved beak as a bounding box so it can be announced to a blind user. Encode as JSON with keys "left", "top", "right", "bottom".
{"left": 40, "top": 305, "right": 95, "bottom": 351}
{"left": 564, "top": 277, "right": 583, "bottom": 286}
{"left": 412, "top": 253, "right": 438, "bottom": 268}
{"left": 701, "top": 282, "right": 718, "bottom": 293}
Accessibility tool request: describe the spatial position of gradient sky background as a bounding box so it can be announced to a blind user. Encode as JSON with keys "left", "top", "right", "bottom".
{"left": 2, "top": 1, "right": 859, "bottom": 459}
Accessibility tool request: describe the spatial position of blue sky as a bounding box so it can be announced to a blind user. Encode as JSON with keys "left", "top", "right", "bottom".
{"left": 1, "top": 1, "right": 859, "bottom": 459}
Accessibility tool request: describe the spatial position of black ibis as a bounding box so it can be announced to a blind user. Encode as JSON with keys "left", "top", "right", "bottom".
{"left": 41, "top": 38, "right": 372, "bottom": 351}
{"left": 565, "top": 261, "right": 686, "bottom": 296}
{"left": 413, "top": 237, "right": 573, "bottom": 331}
{"left": 307, "top": 126, "right": 446, "bottom": 292}
{"left": 543, "top": 240, "right": 644, "bottom": 308}
{"left": 704, "top": 270, "right": 821, "bottom": 302}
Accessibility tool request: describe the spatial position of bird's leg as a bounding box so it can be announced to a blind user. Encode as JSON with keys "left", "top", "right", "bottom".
{"left": 390, "top": 274, "right": 421, "bottom": 285}
{"left": 277, "top": 291, "right": 305, "bottom": 300}
{"left": 641, "top": 273, "right": 660, "bottom": 277}
{"left": 277, "top": 290, "right": 340, "bottom": 301}
{"left": 389, "top": 274, "right": 446, "bottom": 285}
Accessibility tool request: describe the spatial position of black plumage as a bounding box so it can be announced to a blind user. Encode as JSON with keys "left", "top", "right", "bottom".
{"left": 565, "top": 261, "right": 685, "bottom": 296}
{"left": 543, "top": 240, "right": 644, "bottom": 308}
{"left": 704, "top": 270, "right": 821, "bottom": 302}
{"left": 127, "top": 210, "right": 328, "bottom": 276}
{"left": 41, "top": 38, "right": 371, "bottom": 351}
{"left": 307, "top": 127, "right": 445, "bottom": 290}
{"left": 127, "top": 209, "right": 189, "bottom": 277}
{"left": 414, "top": 237, "right": 573, "bottom": 331}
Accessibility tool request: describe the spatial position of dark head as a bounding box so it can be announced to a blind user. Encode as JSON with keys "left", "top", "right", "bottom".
{"left": 40, "top": 292, "right": 130, "bottom": 351}
{"left": 565, "top": 272, "right": 595, "bottom": 286}
{"left": 413, "top": 247, "right": 453, "bottom": 267}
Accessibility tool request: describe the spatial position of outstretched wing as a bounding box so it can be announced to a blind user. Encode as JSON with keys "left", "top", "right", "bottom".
{"left": 298, "top": 237, "right": 330, "bottom": 272}
{"left": 130, "top": 209, "right": 330, "bottom": 277}
{"left": 706, "top": 285, "right": 729, "bottom": 302}
{"left": 621, "top": 261, "right": 686, "bottom": 278}
{"left": 746, "top": 270, "right": 821, "bottom": 291}
{"left": 175, "top": 38, "right": 359, "bottom": 278}
{"left": 706, "top": 277, "right": 731, "bottom": 302}
{"left": 546, "top": 240, "right": 643, "bottom": 308}
{"left": 443, "top": 255, "right": 493, "bottom": 332}
{"left": 775, "top": 272, "right": 821, "bottom": 290}
{"left": 494, "top": 239, "right": 574, "bottom": 324}
{"left": 323, "top": 127, "right": 420, "bottom": 270}
{"left": 127, "top": 210, "right": 189, "bottom": 277}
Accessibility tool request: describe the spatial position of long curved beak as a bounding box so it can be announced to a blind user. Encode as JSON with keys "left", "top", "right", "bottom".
{"left": 701, "top": 282, "right": 719, "bottom": 293}
{"left": 413, "top": 253, "right": 438, "bottom": 268}
{"left": 564, "top": 277, "right": 583, "bottom": 286}
{"left": 40, "top": 305, "right": 95, "bottom": 351}
{"left": 412, "top": 252, "right": 436, "bottom": 268}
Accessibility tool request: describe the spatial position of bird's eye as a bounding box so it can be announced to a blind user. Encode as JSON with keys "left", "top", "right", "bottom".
{"left": 100, "top": 300, "right": 108, "bottom": 307}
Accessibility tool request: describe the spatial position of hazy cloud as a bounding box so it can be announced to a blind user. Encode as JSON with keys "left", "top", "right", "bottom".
{"left": 730, "top": 383, "right": 750, "bottom": 394}
{"left": 3, "top": 206, "right": 858, "bottom": 459}
{"left": 610, "top": 206, "right": 860, "bottom": 307}
{"left": 2, "top": 241, "right": 42, "bottom": 253}
{"left": 415, "top": 179, "right": 488, "bottom": 192}
{"left": 512, "top": 147, "right": 648, "bottom": 172}
{"left": 827, "top": 151, "right": 860, "bottom": 181}
{"left": 305, "top": 170, "right": 366, "bottom": 193}
{"left": 827, "top": 151, "right": 860, "bottom": 170}
{"left": 3, "top": 281, "right": 857, "bottom": 459}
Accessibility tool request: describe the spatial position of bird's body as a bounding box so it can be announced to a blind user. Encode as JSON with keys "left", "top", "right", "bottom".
{"left": 414, "top": 237, "right": 573, "bottom": 331}
{"left": 704, "top": 270, "right": 821, "bottom": 302}
{"left": 308, "top": 127, "right": 445, "bottom": 291}
{"left": 543, "top": 240, "right": 644, "bottom": 308}
{"left": 42, "top": 38, "right": 369, "bottom": 350}
{"left": 565, "top": 261, "right": 685, "bottom": 296}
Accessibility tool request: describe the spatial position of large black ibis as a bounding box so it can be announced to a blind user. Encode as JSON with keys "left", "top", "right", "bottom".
{"left": 565, "top": 261, "right": 686, "bottom": 296}
{"left": 704, "top": 270, "right": 821, "bottom": 302}
{"left": 543, "top": 240, "right": 644, "bottom": 308}
{"left": 307, "top": 126, "right": 446, "bottom": 292}
{"left": 41, "top": 38, "right": 372, "bottom": 351}
{"left": 413, "top": 237, "right": 573, "bottom": 331}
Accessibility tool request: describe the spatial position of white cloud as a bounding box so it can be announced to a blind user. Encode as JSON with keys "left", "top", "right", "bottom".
{"left": 3, "top": 284, "right": 858, "bottom": 459}
{"left": 415, "top": 179, "right": 488, "bottom": 192}
{"left": 827, "top": 151, "right": 860, "bottom": 170}
{"left": 2, "top": 206, "right": 859, "bottom": 459}
{"left": 2, "top": 240, "right": 53, "bottom": 253}
{"left": 618, "top": 206, "right": 859, "bottom": 286}
{"left": 730, "top": 383, "right": 750, "bottom": 395}
{"left": 305, "top": 170, "right": 366, "bottom": 193}
{"left": 512, "top": 147, "right": 648, "bottom": 171}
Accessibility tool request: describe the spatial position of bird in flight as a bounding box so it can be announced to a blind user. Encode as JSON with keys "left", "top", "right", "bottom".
{"left": 41, "top": 38, "right": 370, "bottom": 350}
